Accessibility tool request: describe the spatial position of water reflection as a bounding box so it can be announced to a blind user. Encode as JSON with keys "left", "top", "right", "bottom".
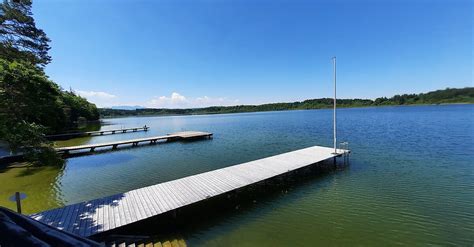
{"left": 0, "top": 163, "right": 65, "bottom": 214}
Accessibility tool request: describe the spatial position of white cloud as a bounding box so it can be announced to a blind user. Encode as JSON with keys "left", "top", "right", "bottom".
{"left": 147, "top": 92, "right": 239, "bottom": 108}
{"left": 148, "top": 92, "right": 188, "bottom": 108}
{"left": 76, "top": 90, "right": 117, "bottom": 107}
{"left": 77, "top": 90, "right": 117, "bottom": 99}
{"left": 75, "top": 90, "right": 239, "bottom": 109}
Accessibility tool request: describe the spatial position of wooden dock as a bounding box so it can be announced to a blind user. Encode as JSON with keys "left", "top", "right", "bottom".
{"left": 46, "top": 126, "right": 150, "bottom": 139}
{"left": 30, "top": 145, "right": 349, "bottom": 237}
{"left": 55, "top": 131, "right": 213, "bottom": 154}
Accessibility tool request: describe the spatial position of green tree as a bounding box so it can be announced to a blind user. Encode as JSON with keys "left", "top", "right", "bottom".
{"left": 0, "top": 59, "right": 66, "bottom": 131}
{"left": 0, "top": 59, "right": 64, "bottom": 165}
{"left": 0, "top": 0, "right": 51, "bottom": 66}
{"left": 0, "top": 58, "right": 100, "bottom": 165}
{"left": 61, "top": 91, "right": 100, "bottom": 125}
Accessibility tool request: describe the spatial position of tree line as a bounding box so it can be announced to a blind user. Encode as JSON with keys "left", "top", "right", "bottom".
{"left": 100, "top": 87, "right": 474, "bottom": 117}
{"left": 1, "top": 0, "right": 99, "bottom": 164}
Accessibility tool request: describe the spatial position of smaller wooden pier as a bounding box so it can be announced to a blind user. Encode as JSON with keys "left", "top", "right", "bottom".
{"left": 55, "top": 131, "right": 212, "bottom": 154}
{"left": 46, "top": 126, "right": 150, "bottom": 140}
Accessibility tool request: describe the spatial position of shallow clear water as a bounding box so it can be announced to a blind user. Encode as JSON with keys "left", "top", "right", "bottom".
{"left": 0, "top": 105, "right": 473, "bottom": 245}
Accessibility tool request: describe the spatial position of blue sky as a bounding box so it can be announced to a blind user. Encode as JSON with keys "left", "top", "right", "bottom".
{"left": 33, "top": 0, "right": 472, "bottom": 108}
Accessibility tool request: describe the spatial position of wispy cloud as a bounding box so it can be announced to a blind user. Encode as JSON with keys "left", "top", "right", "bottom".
{"left": 76, "top": 90, "right": 117, "bottom": 107}
{"left": 76, "top": 90, "right": 117, "bottom": 99}
{"left": 75, "top": 91, "right": 239, "bottom": 108}
{"left": 147, "top": 92, "right": 239, "bottom": 108}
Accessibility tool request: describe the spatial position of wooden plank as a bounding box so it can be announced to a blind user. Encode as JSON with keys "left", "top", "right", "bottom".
{"left": 30, "top": 145, "right": 349, "bottom": 237}
{"left": 95, "top": 198, "right": 104, "bottom": 234}
{"left": 176, "top": 177, "right": 208, "bottom": 200}
{"left": 71, "top": 202, "right": 84, "bottom": 235}
{"left": 102, "top": 197, "right": 111, "bottom": 232}
{"left": 186, "top": 176, "right": 220, "bottom": 197}
{"left": 142, "top": 186, "right": 161, "bottom": 215}
{"left": 160, "top": 182, "right": 186, "bottom": 208}
{"left": 83, "top": 201, "right": 96, "bottom": 237}
{"left": 60, "top": 202, "right": 76, "bottom": 232}
{"left": 161, "top": 182, "right": 186, "bottom": 209}
{"left": 66, "top": 203, "right": 81, "bottom": 234}
{"left": 169, "top": 179, "right": 197, "bottom": 206}
{"left": 78, "top": 202, "right": 92, "bottom": 237}
{"left": 149, "top": 185, "right": 172, "bottom": 212}
{"left": 48, "top": 207, "right": 64, "bottom": 229}
{"left": 171, "top": 179, "right": 201, "bottom": 204}
{"left": 119, "top": 192, "right": 132, "bottom": 225}
{"left": 148, "top": 185, "right": 170, "bottom": 213}
{"left": 122, "top": 192, "right": 138, "bottom": 224}
{"left": 173, "top": 179, "right": 200, "bottom": 204}
{"left": 87, "top": 200, "right": 99, "bottom": 236}
{"left": 171, "top": 177, "right": 207, "bottom": 205}
{"left": 134, "top": 188, "right": 154, "bottom": 219}
{"left": 134, "top": 188, "right": 154, "bottom": 218}
{"left": 201, "top": 173, "right": 236, "bottom": 192}
{"left": 155, "top": 184, "right": 181, "bottom": 211}
{"left": 214, "top": 168, "right": 255, "bottom": 185}
{"left": 128, "top": 190, "right": 145, "bottom": 223}
{"left": 72, "top": 201, "right": 85, "bottom": 235}
{"left": 127, "top": 191, "right": 144, "bottom": 221}
{"left": 112, "top": 195, "right": 122, "bottom": 232}
{"left": 55, "top": 202, "right": 71, "bottom": 231}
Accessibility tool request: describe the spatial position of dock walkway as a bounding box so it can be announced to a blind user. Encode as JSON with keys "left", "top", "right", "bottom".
{"left": 30, "top": 145, "right": 348, "bottom": 237}
{"left": 46, "top": 126, "right": 150, "bottom": 139}
{"left": 55, "top": 131, "right": 212, "bottom": 154}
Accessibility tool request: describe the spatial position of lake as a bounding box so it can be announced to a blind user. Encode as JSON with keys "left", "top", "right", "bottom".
{"left": 0, "top": 104, "right": 473, "bottom": 245}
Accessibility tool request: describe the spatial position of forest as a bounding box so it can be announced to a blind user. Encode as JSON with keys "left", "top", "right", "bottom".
{"left": 99, "top": 87, "right": 474, "bottom": 117}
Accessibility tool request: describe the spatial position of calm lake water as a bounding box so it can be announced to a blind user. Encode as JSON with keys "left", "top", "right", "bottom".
{"left": 1, "top": 105, "right": 473, "bottom": 245}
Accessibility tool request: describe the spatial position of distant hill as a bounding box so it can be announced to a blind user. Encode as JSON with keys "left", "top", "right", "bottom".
{"left": 99, "top": 87, "right": 474, "bottom": 118}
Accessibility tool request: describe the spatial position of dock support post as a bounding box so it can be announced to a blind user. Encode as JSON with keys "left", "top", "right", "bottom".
{"left": 90, "top": 147, "right": 95, "bottom": 152}
{"left": 100, "top": 132, "right": 104, "bottom": 135}
{"left": 112, "top": 131, "right": 115, "bottom": 134}
{"left": 15, "top": 192, "right": 22, "bottom": 214}
{"left": 112, "top": 144, "right": 118, "bottom": 149}
{"left": 172, "top": 209, "right": 177, "bottom": 219}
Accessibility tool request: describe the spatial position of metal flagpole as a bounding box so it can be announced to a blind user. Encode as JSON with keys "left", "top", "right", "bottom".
{"left": 332, "top": 57, "right": 337, "bottom": 154}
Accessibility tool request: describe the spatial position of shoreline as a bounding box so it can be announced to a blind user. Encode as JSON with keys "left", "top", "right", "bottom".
{"left": 99, "top": 102, "right": 474, "bottom": 119}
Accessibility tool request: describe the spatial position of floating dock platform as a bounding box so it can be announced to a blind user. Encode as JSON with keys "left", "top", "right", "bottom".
{"left": 55, "top": 131, "right": 213, "bottom": 154}
{"left": 30, "top": 145, "right": 349, "bottom": 237}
